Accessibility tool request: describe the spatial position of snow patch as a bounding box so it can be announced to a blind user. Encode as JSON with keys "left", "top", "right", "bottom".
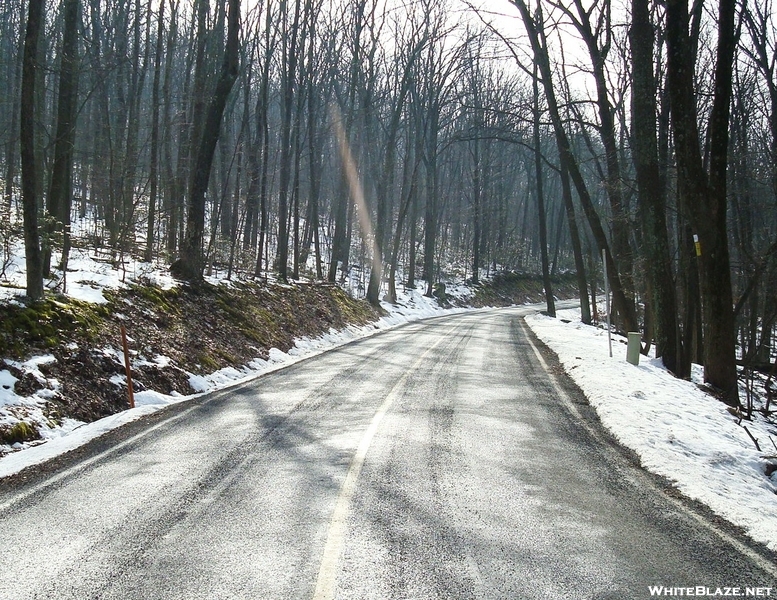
{"left": 525, "top": 308, "right": 777, "bottom": 552}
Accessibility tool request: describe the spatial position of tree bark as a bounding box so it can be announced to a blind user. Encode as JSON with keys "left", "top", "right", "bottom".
{"left": 145, "top": 0, "right": 166, "bottom": 262}
{"left": 630, "top": 0, "right": 681, "bottom": 374}
{"left": 20, "top": 0, "right": 45, "bottom": 300}
{"left": 47, "top": 0, "right": 80, "bottom": 275}
{"left": 532, "top": 63, "right": 555, "bottom": 317}
{"left": 275, "top": 0, "right": 302, "bottom": 281}
{"left": 177, "top": 0, "right": 240, "bottom": 280}
{"left": 563, "top": 0, "right": 636, "bottom": 310}
{"left": 665, "top": 0, "right": 740, "bottom": 404}
{"left": 253, "top": 0, "right": 274, "bottom": 277}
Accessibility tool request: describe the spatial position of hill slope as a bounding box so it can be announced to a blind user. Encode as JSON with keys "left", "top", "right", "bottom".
{"left": 0, "top": 273, "right": 578, "bottom": 454}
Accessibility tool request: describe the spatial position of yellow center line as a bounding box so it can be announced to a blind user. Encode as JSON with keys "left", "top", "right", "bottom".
{"left": 312, "top": 330, "right": 451, "bottom": 600}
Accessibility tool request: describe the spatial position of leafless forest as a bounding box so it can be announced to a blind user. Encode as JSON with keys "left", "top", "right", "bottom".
{"left": 1, "top": 0, "right": 776, "bottom": 406}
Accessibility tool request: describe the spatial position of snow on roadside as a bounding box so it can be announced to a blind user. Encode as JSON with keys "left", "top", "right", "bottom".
{"left": 0, "top": 355, "right": 69, "bottom": 453}
{"left": 0, "top": 284, "right": 468, "bottom": 479}
{"left": 525, "top": 307, "right": 777, "bottom": 552}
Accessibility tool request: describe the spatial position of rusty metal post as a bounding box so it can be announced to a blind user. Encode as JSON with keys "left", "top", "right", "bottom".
{"left": 120, "top": 325, "right": 135, "bottom": 409}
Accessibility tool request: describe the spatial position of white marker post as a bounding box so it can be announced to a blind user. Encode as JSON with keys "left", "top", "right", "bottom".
{"left": 603, "top": 249, "right": 612, "bottom": 358}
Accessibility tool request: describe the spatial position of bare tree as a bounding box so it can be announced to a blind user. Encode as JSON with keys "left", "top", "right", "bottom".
{"left": 665, "top": 0, "right": 740, "bottom": 404}
{"left": 512, "top": 0, "right": 633, "bottom": 329}
{"left": 275, "top": 0, "right": 303, "bottom": 281}
{"left": 20, "top": 0, "right": 45, "bottom": 299}
{"left": 145, "top": 0, "right": 166, "bottom": 262}
{"left": 531, "top": 61, "right": 555, "bottom": 316}
{"left": 552, "top": 0, "right": 636, "bottom": 313}
{"left": 630, "top": 0, "right": 681, "bottom": 374}
{"left": 366, "top": 10, "right": 425, "bottom": 304}
{"left": 46, "top": 0, "right": 81, "bottom": 276}
{"left": 177, "top": 0, "right": 241, "bottom": 280}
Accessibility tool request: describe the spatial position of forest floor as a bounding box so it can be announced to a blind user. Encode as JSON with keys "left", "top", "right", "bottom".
{"left": 0, "top": 269, "right": 580, "bottom": 454}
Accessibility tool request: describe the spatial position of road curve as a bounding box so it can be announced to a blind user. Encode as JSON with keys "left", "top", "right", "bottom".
{"left": 0, "top": 307, "right": 774, "bottom": 600}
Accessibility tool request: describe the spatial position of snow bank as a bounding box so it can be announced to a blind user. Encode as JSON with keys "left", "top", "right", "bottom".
{"left": 525, "top": 308, "right": 777, "bottom": 552}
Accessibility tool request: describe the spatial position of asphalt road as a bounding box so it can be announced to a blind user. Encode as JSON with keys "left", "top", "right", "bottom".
{"left": 1, "top": 307, "right": 775, "bottom": 600}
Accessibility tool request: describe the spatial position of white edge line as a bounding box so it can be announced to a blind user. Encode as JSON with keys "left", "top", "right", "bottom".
{"left": 518, "top": 317, "right": 777, "bottom": 579}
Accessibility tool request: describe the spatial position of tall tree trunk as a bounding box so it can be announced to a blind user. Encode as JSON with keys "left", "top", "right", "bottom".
{"left": 47, "top": 0, "right": 81, "bottom": 275}
{"left": 630, "top": 0, "right": 681, "bottom": 374}
{"left": 567, "top": 0, "right": 636, "bottom": 309}
{"left": 170, "top": 0, "right": 203, "bottom": 259}
{"left": 366, "top": 33, "right": 422, "bottom": 303}
{"left": 423, "top": 106, "right": 439, "bottom": 296}
{"left": 145, "top": 0, "right": 166, "bottom": 262}
{"left": 406, "top": 114, "right": 422, "bottom": 291}
{"left": 118, "top": 0, "right": 149, "bottom": 255}
{"left": 560, "top": 156, "right": 591, "bottom": 324}
{"left": 162, "top": 0, "right": 180, "bottom": 256}
{"left": 275, "top": 0, "right": 302, "bottom": 281}
{"left": 471, "top": 134, "right": 481, "bottom": 285}
{"left": 665, "top": 0, "right": 740, "bottom": 405}
{"left": 407, "top": 176, "right": 418, "bottom": 290}
{"left": 304, "top": 3, "right": 323, "bottom": 280}
{"left": 254, "top": 0, "right": 273, "bottom": 277}
{"left": 388, "top": 146, "right": 421, "bottom": 303}
{"left": 20, "top": 0, "right": 45, "bottom": 300}
{"left": 4, "top": 6, "right": 24, "bottom": 214}
{"left": 177, "top": 0, "right": 240, "bottom": 280}
{"left": 291, "top": 35, "right": 306, "bottom": 280}
{"left": 513, "top": 0, "right": 599, "bottom": 324}
{"left": 533, "top": 65, "right": 555, "bottom": 317}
